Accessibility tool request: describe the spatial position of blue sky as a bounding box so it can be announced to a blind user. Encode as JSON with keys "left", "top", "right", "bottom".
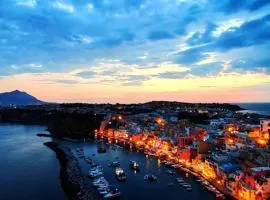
{"left": 0, "top": 0, "right": 269, "bottom": 103}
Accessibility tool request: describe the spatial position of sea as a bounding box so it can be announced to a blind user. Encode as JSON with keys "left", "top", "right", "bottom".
{"left": 237, "top": 103, "right": 270, "bottom": 116}
{"left": 0, "top": 124, "right": 67, "bottom": 200}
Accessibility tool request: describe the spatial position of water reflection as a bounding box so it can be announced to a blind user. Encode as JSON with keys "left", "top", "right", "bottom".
{"left": 76, "top": 140, "right": 217, "bottom": 200}
{"left": 157, "top": 159, "right": 161, "bottom": 168}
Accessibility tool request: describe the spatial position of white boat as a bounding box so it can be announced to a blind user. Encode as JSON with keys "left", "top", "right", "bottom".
{"left": 129, "top": 161, "right": 140, "bottom": 171}
{"left": 88, "top": 171, "right": 103, "bottom": 178}
{"left": 172, "top": 164, "right": 179, "bottom": 168}
{"left": 115, "top": 167, "right": 126, "bottom": 181}
{"left": 103, "top": 188, "right": 121, "bottom": 199}
{"left": 144, "top": 174, "right": 157, "bottom": 182}
{"left": 166, "top": 170, "right": 176, "bottom": 175}
{"left": 176, "top": 178, "right": 184, "bottom": 183}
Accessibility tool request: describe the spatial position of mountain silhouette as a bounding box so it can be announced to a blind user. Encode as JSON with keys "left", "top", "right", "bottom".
{"left": 0, "top": 90, "right": 43, "bottom": 106}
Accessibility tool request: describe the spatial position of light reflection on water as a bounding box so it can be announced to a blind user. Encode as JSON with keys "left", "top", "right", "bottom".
{"left": 157, "top": 159, "right": 161, "bottom": 168}
{"left": 65, "top": 139, "right": 218, "bottom": 200}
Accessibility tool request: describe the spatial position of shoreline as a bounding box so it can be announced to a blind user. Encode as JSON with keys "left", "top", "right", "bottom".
{"left": 44, "top": 142, "right": 98, "bottom": 200}
{"left": 96, "top": 135, "right": 235, "bottom": 200}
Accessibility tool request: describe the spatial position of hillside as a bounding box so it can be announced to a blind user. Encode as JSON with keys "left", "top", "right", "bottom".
{"left": 0, "top": 90, "right": 43, "bottom": 106}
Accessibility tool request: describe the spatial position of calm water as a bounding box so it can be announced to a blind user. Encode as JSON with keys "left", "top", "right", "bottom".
{"left": 237, "top": 103, "right": 270, "bottom": 116}
{"left": 0, "top": 124, "right": 66, "bottom": 200}
{"left": 64, "top": 140, "right": 217, "bottom": 200}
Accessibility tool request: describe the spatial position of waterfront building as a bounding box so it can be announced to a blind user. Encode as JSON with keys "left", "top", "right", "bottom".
{"left": 260, "top": 120, "right": 270, "bottom": 134}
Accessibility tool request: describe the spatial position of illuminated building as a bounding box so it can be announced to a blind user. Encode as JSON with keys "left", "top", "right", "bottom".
{"left": 260, "top": 120, "right": 270, "bottom": 134}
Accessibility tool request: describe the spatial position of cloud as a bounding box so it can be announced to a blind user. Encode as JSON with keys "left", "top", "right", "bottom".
{"left": 66, "top": 34, "right": 93, "bottom": 44}
{"left": 248, "top": 0, "right": 270, "bottom": 11}
{"left": 121, "top": 75, "right": 150, "bottom": 86}
{"left": 156, "top": 71, "right": 188, "bottom": 79}
{"left": 51, "top": 1, "right": 75, "bottom": 13}
{"left": 156, "top": 62, "right": 223, "bottom": 79}
{"left": 175, "top": 47, "right": 208, "bottom": 65}
{"left": 17, "top": 0, "right": 36, "bottom": 7}
{"left": 212, "top": 0, "right": 247, "bottom": 14}
{"left": 187, "top": 23, "right": 217, "bottom": 45}
{"left": 75, "top": 71, "right": 96, "bottom": 79}
{"left": 212, "top": 0, "right": 270, "bottom": 13}
{"left": 148, "top": 31, "right": 174, "bottom": 41}
{"left": 0, "top": 0, "right": 269, "bottom": 84}
{"left": 214, "top": 14, "right": 270, "bottom": 50}
{"left": 55, "top": 79, "right": 79, "bottom": 84}
{"left": 230, "top": 58, "right": 270, "bottom": 73}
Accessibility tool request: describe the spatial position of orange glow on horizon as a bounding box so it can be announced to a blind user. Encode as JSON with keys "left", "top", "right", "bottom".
{"left": 0, "top": 72, "right": 270, "bottom": 103}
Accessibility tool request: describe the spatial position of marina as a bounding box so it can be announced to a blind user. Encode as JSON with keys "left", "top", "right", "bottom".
{"left": 65, "top": 138, "right": 226, "bottom": 200}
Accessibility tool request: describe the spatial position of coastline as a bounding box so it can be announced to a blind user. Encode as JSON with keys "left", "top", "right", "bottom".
{"left": 44, "top": 142, "right": 98, "bottom": 200}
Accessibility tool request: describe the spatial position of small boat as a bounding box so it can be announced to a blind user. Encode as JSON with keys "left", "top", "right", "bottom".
{"left": 172, "top": 164, "right": 179, "bottom": 169}
{"left": 88, "top": 166, "right": 103, "bottom": 178}
{"left": 103, "top": 188, "right": 121, "bottom": 199}
{"left": 144, "top": 174, "right": 157, "bottom": 182}
{"left": 108, "top": 161, "right": 120, "bottom": 168}
{"left": 186, "top": 187, "right": 192, "bottom": 192}
{"left": 129, "top": 161, "right": 140, "bottom": 171}
{"left": 89, "top": 172, "right": 103, "bottom": 178}
{"left": 179, "top": 182, "right": 191, "bottom": 188}
{"left": 115, "top": 167, "right": 126, "bottom": 181}
{"left": 164, "top": 161, "right": 173, "bottom": 167}
{"left": 216, "top": 194, "right": 225, "bottom": 199}
{"left": 176, "top": 178, "right": 184, "bottom": 183}
{"left": 195, "top": 178, "right": 202, "bottom": 183}
{"left": 166, "top": 170, "right": 176, "bottom": 175}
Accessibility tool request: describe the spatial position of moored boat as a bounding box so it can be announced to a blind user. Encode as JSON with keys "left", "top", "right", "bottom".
{"left": 144, "top": 174, "right": 157, "bottom": 182}
{"left": 103, "top": 187, "right": 121, "bottom": 199}
{"left": 129, "top": 161, "right": 140, "bottom": 171}
{"left": 115, "top": 167, "right": 126, "bottom": 181}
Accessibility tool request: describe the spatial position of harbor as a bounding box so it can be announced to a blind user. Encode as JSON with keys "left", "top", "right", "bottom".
{"left": 60, "top": 138, "right": 225, "bottom": 200}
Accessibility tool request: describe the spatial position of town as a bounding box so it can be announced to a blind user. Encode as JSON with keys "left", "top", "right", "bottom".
{"left": 92, "top": 102, "right": 270, "bottom": 200}
{"left": 1, "top": 101, "right": 270, "bottom": 200}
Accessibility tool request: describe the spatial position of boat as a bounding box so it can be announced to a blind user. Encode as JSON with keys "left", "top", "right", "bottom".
{"left": 93, "top": 177, "right": 106, "bottom": 184}
{"left": 88, "top": 171, "right": 103, "bottom": 178}
{"left": 88, "top": 166, "right": 103, "bottom": 178}
{"left": 166, "top": 170, "right": 176, "bottom": 175}
{"left": 176, "top": 178, "right": 185, "bottom": 183}
{"left": 115, "top": 167, "right": 126, "bottom": 181}
{"left": 108, "top": 161, "right": 120, "bottom": 168}
{"left": 216, "top": 193, "right": 226, "bottom": 199}
{"left": 129, "top": 161, "right": 140, "bottom": 171}
{"left": 144, "top": 174, "right": 157, "bottom": 182}
{"left": 172, "top": 164, "right": 179, "bottom": 169}
{"left": 164, "top": 161, "right": 173, "bottom": 167}
{"left": 103, "top": 188, "right": 121, "bottom": 199}
{"left": 97, "top": 144, "right": 107, "bottom": 153}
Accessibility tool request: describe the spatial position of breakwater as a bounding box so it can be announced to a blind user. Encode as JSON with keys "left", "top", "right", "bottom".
{"left": 44, "top": 142, "right": 98, "bottom": 200}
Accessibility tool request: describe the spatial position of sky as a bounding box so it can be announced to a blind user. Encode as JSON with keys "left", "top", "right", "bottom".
{"left": 0, "top": 0, "right": 270, "bottom": 103}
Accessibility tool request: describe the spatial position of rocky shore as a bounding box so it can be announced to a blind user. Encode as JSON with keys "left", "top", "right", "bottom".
{"left": 44, "top": 142, "right": 98, "bottom": 200}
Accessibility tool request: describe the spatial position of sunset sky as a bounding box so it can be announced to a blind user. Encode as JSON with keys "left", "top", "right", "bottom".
{"left": 0, "top": 0, "right": 270, "bottom": 103}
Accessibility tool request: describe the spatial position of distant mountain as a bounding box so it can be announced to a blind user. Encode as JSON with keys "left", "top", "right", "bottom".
{"left": 0, "top": 90, "right": 43, "bottom": 106}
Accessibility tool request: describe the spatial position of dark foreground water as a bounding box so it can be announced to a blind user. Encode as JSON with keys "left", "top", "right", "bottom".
{"left": 0, "top": 124, "right": 66, "bottom": 200}
{"left": 0, "top": 124, "right": 218, "bottom": 200}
